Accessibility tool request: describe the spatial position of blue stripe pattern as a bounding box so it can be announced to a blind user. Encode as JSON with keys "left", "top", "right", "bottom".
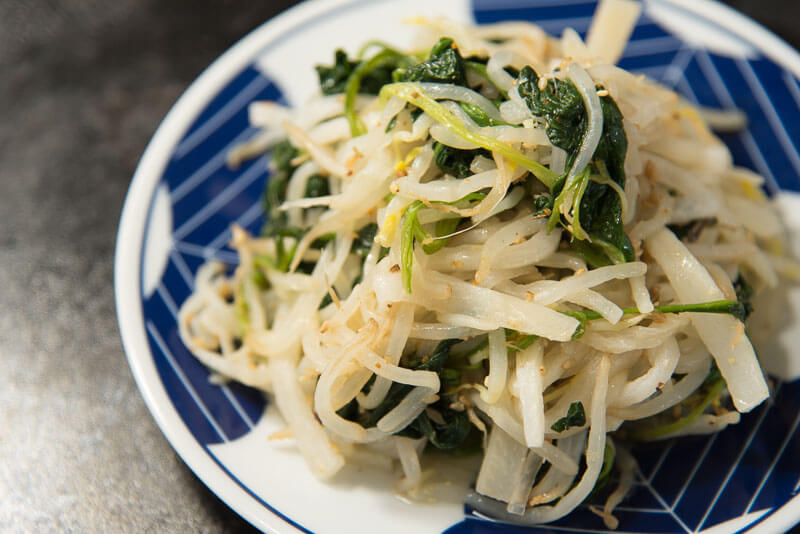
{"left": 142, "top": 66, "right": 280, "bottom": 445}
{"left": 137, "top": 2, "right": 800, "bottom": 533}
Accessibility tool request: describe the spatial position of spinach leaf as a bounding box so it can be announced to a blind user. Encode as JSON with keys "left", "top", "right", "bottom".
{"left": 261, "top": 142, "right": 333, "bottom": 271}
{"left": 316, "top": 49, "right": 400, "bottom": 96}
{"left": 532, "top": 193, "right": 554, "bottom": 217}
{"left": 516, "top": 66, "right": 634, "bottom": 265}
{"left": 316, "top": 50, "right": 354, "bottom": 95}
{"left": 270, "top": 138, "right": 299, "bottom": 173}
{"left": 551, "top": 401, "right": 586, "bottom": 432}
{"left": 304, "top": 174, "right": 329, "bottom": 198}
{"left": 517, "top": 66, "right": 585, "bottom": 162}
{"left": 433, "top": 142, "right": 490, "bottom": 178}
{"left": 411, "top": 408, "right": 472, "bottom": 451}
{"left": 397, "top": 37, "right": 467, "bottom": 86}
{"left": 574, "top": 97, "right": 634, "bottom": 263}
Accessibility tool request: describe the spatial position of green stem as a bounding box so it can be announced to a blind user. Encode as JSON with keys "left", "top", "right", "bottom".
{"left": 562, "top": 300, "right": 747, "bottom": 326}
{"left": 346, "top": 51, "right": 412, "bottom": 137}
{"left": 629, "top": 378, "right": 726, "bottom": 441}
{"left": 401, "top": 201, "right": 424, "bottom": 293}
{"left": 569, "top": 167, "right": 592, "bottom": 240}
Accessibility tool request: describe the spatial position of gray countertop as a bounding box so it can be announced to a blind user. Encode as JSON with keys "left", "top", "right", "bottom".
{"left": 1, "top": 1, "right": 798, "bottom": 532}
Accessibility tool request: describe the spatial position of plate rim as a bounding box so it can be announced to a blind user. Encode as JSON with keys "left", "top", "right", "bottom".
{"left": 114, "top": 0, "right": 800, "bottom": 532}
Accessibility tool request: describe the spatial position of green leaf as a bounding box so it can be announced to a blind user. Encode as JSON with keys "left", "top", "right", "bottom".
{"left": 433, "top": 141, "right": 490, "bottom": 178}
{"left": 532, "top": 193, "right": 554, "bottom": 217}
{"left": 304, "top": 174, "right": 330, "bottom": 198}
{"left": 316, "top": 50, "right": 356, "bottom": 95}
{"left": 397, "top": 37, "right": 467, "bottom": 86}
{"left": 517, "top": 66, "right": 634, "bottom": 265}
{"left": 551, "top": 401, "right": 586, "bottom": 432}
{"left": 269, "top": 138, "right": 299, "bottom": 172}
{"left": 412, "top": 408, "right": 473, "bottom": 450}
{"left": 517, "top": 66, "right": 585, "bottom": 158}
{"left": 316, "top": 48, "right": 405, "bottom": 96}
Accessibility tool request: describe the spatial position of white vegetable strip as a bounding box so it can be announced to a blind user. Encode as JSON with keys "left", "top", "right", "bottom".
{"left": 374, "top": 262, "right": 580, "bottom": 341}
{"left": 357, "top": 349, "right": 440, "bottom": 390}
{"left": 580, "top": 314, "right": 687, "bottom": 353}
{"left": 629, "top": 275, "right": 654, "bottom": 314}
{"left": 586, "top": 0, "right": 642, "bottom": 65}
{"left": 487, "top": 50, "right": 521, "bottom": 92}
{"left": 476, "top": 215, "right": 546, "bottom": 284}
{"left": 656, "top": 412, "right": 740, "bottom": 439}
{"left": 645, "top": 228, "right": 768, "bottom": 412}
{"left": 528, "top": 432, "right": 586, "bottom": 505}
{"left": 409, "top": 323, "right": 481, "bottom": 340}
{"left": 282, "top": 121, "right": 348, "bottom": 178}
{"left": 610, "top": 358, "right": 710, "bottom": 420}
{"left": 507, "top": 451, "right": 543, "bottom": 515}
{"left": 476, "top": 425, "right": 529, "bottom": 503}
{"left": 483, "top": 329, "right": 509, "bottom": 404}
{"left": 516, "top": 340, "right": 546, "bottom": 448}
{"left": 394, "top": 171, "right": 498, "bottom": 202}
{"left": 285, "top": 161, "right": 319, "bottom": 227}
{"left": 516, "top": 355, "right": 610, "bottom": 523}
{"left": 270, "top": 357, "right": 345, "bottom": 479}
{"left": 470, "top": 394, "right": 579, "bottom": 476}
{"left": 597, "top": 445, "right": 636, "bottom": 529}
{"left": 565, "top": 289, "right": 623, "bottom": 324}
{"left": 528, "top": 262, "right": 647, "bottom": 305}
{"left": 395, "top": 436, "right": 423, "bottom": 493}
{"left": 610, "top": 337, "right": 680, "bottom": 408}
{"left": 376, "top": 386, "right": 435, "bottom": 434}
{"left": 419, "top": 82, "right": 505, "bottom": 122}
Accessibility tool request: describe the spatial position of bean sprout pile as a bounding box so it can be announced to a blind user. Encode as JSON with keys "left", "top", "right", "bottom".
{"left": 179, "top": 0, "right": 791, "bottom": 527}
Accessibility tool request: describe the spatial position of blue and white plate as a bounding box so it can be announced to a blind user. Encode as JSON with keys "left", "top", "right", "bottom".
{"left": 115, "top": 0, "right": 800, "bottom": 532}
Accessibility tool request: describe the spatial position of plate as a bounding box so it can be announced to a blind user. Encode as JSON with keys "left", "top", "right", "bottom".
{"left": 115, "top": 0, "right": 800, "bottom": 532}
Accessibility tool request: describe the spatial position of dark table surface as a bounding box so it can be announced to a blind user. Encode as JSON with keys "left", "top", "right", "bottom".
{"left": 2, "top": 1, "right": 799, "bottom": 532}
